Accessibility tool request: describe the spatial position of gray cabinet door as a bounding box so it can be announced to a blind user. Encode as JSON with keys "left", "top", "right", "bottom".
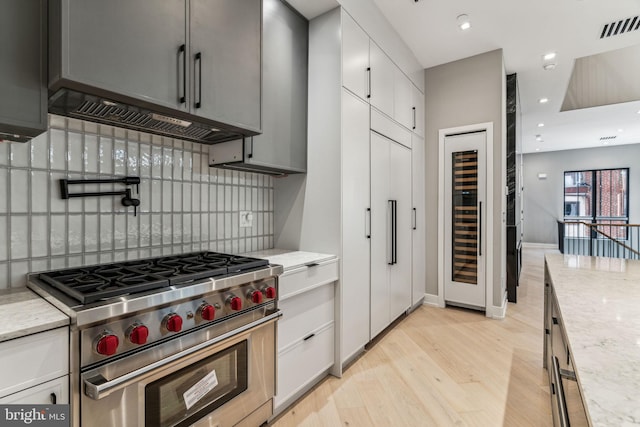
{"left": 247, "top": 0, "right": 307, "bottom": 172}
{"left": 56, "top": 0, "right": 188, "bottom": 111}
{"left": 0, "top": 0, "right": 47, "bottom": 140}
{"left": 190, "top": 0, "right": 261, "bottom": 131}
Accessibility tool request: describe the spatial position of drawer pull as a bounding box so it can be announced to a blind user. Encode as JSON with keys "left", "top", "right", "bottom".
{"left": 50, "top": 393, "right": 57, "bottom": 404}
{"left": 306, "top": 263, "right": 319, "bottom": 268}
{"left": 303, "top": 333, "right": 316, "bottom": 341}
{"left": 552, "top": 317, "right": 559, "bottom": 325}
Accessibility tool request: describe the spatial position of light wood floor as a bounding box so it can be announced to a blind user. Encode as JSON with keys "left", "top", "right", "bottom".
{"left": 271, "top": 248, "right": 554, "bottom": 426}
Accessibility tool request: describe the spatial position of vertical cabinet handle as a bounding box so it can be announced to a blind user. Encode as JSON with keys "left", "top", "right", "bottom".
{"left": 478, "top": 201, "right": 482, "bottom": 256}
{"left": 412, "top": 106, "right": 416, "bottom": 130}
{"left": 178, "top": 44, "right": 186, "bottom": 104}
{"left": 247, "top": 137, "right": 254, "bottom": 159}
{"left": 195, "top": 52, "right": 203, "bottom": 109}
{"left": 366, "top": 208, "right": 371, "bottom": 238}
{"left": 50, "top": 393, "right": 57, "bottom": 404}
{"left": 387, "top": 200, "right": 397, "bottom": 265}
{"left": 412, "top": 207, "right": 417, "bottom": 230}
{"left": 366, "top": 67, "right": 371, "bottom": 99}
{"left": 388, "top": 200, "right": 394, "bottom": 265}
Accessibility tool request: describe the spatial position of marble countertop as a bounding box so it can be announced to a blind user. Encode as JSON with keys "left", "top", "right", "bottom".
{"left": 545, "top": 254, "right": 640, "bottom": 426}
{"left": 0, "top": 288, "right": 69, "bottom": 343}
{"left": 244, "top": 249, "right": 338, "bottom": 272}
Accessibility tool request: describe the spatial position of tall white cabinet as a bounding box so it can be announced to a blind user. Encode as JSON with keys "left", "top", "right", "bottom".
{"left": 370, "top": 131, "right": 412, "bottom": 337}
{"left": 275, "top": 6, "right": 426, "bottom": 371}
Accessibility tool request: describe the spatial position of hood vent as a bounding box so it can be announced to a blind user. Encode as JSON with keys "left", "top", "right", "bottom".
{"left": 600, "top": 16, "right": 639, "bottom": 38}
{"left": 599, "top": 135, "right": 617, "bottom": 141}
{"left": 49, "top": 89, "right": 254, "bottom": 145}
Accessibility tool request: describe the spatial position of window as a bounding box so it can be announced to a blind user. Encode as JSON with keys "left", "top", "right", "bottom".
{"left": 563, "top": 168, "right": 629, "bottom": 239}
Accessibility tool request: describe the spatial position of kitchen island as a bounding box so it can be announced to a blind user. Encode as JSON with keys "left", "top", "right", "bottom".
{"left": 544, "top": 253, "right": 640, "bottom": 426}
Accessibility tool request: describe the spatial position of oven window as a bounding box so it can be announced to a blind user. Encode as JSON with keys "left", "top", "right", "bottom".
{"left": 145, "top": 341, "right": 248, "bottom": 427}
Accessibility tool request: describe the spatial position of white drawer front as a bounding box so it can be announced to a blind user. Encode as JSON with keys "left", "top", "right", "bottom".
{"left": 0, "top": 327, "right": 69, "bottom": 398}
{"left": 0, "top": 376, "right": 69, "bottom": 404}
{"left": 279, "top": 259, "right": 338, "bottom": 300}
{"left": 278, "top": 284, "right": 334, "bottom": 349}
{"left": 275, "top": 323, "right": 334, "bottom": 409}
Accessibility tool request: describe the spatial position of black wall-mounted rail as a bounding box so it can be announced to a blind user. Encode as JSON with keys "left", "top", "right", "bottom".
{"left": 59, "top": 176, "right": 141, "bottom": 215}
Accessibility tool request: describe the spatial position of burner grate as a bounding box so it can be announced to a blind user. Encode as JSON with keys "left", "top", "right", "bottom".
{"left": 38, "top": 252, "right": 270, "bottom": 304}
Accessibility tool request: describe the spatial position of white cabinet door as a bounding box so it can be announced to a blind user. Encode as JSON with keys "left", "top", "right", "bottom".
{"left": 412, "top": 84, "right": 425, "bottom": 137}
{"left": 370, "top": 131, "right": 390, "bottom": 339}
{"left": 341, "top": 11, "right": 369, "bottom": 102}
{"left": 341, "top": 89, "right": 371, "bottom": 363}
{"left": 369, "top": 42, "right": 394, "bottom": 119}
{"left": 0, "top": 377, "right": 69, "bottom": 404}
{"left": 389, "top": 141, "right": 412, "bottom": 319}
{"left": 393, "top": 66, "right": 413, "bottom": 130}
{"left": 411, "top": 134, "right": 426, "bottom": 305}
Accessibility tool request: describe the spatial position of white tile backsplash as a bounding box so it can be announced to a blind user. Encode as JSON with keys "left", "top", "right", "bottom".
{"left": 0, "top": 115, "right": 274, "bottom": 288}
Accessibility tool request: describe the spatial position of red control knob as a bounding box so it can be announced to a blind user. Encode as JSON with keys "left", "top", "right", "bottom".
{"left": 96, "top": 334, "right": 119, "bottom": 356}
{"left": 164, "top": 313, "right": 183, "bottom": 332}
{"left": 199, "top": 304, "right": 215, "bottom": 321}
{"left": 249, "top": 290, "right": 263, "bottom": 304}
{"left": 264, "top": 286, "right": 277, "bottom": 299}
{"left": 128, "top": 325, "right": 149, "bottom": 345}
{"left": 228, "top": 296, "right": 242, "bottom": 311}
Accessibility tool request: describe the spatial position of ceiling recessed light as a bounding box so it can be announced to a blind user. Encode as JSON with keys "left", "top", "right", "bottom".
{"left": 457, "top": 14, "right": 471, "bottom": 30}
{"left": 539, "top": 98, "right": 549, "bottom": 104}
{"left": 543, "top": 52, "right": 557, "bottom": 61}
{"left": 637, "top": 110, "right": 640, "bottom": 114}
{"left": 543, "top": 63, "right": 557, "bottom": 71}
{"left": 535, "top": 148, "right": 540, "bottom": 151}
{"left": 537, "top": 123, "right": 545, "bottom": 127}
{"left": 618, "top": 128, "right": 624, "bottom": 132}
{"left": 536, "top": 135, "right": 543, "bottom": 141}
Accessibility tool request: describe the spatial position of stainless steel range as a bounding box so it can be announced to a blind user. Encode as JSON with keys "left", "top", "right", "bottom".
{"left": 27, "top": 252, "right": 283, "bottom": 427}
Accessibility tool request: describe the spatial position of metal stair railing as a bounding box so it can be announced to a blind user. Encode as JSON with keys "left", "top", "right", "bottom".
{"left": 557, "top": 220, "right": 640, "bottom": 259}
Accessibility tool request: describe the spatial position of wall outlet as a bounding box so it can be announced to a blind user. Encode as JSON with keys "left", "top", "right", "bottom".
{"left": 240, "top": 211, "right": 253, "bottom": 228}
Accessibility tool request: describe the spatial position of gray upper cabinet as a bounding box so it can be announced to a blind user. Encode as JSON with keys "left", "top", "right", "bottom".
{"left": 49, "top": 0, "right": 261, "bottom": 136}
{"left": 209, "top": 0, "right": 307, "bottom": 174}
{"left": 190, "top": 0, "right": 261, "bottom": 131}
{"left": 50, "top": 0, "right": 188, "bottom": 112}
{"left": 251, "top": 0, "right": 307, "bottom": 172}
{"left": 0, "top": 0, "right": 47, "bottom": 142}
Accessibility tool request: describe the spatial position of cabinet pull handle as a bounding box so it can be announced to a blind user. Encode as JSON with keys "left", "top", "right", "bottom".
{"left": 478, "top": 201, "right": 482, "bottom": 257}
{"left": 388, "top": 200, "right": 394, "bottom": 265}
{"left": 247, "top": 137, "right": 253, "bottom": 159}
{"left": 195, "top": 52, "right": 203, "bottom": 109}
{"left": 412, "top": 106, "right": 416, "bottom": 130}
{"left": 50, "top": 393, "right": 57, "bottom": 404}
{"left": 413, "top": 207, "right": 417, "bottom": 230}
{"left": 366, "top": 67, "right": 371, "bottom": 99}
{"left": 178, "top": 44, "right": 186, "bottom": 104}
{"left": 552, "top": 356, "right": 569, "bottom": 427}
{"left": 305, "top": 263, "right": 319, "bottom": 268}
{"left": 366, "top": 208, "right": 371, "bottom": 238}
{"left": 303, "top": 333, "right": 315, "bottom": 341}
{"left": 393, "top": 200, "right": 397, "bottom": 264}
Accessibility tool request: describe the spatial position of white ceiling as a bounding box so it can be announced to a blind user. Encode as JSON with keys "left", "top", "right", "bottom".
{"left": 290, "top": 0, "right": 640, "bottom": 154}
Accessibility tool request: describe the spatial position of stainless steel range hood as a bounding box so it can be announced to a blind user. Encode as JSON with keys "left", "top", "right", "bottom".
{"left": 48, "top": 88, "right": 256, "bottom": 144}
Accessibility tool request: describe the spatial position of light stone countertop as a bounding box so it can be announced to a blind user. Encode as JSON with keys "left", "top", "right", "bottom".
{"left": 244, "top": 249, "right": 338, "bottom": 272}
{"left": 545, "top": 253, "right": 640, "bottom": 426}
{"left": 0, "top": 288, "right": 69, "bottom": 343}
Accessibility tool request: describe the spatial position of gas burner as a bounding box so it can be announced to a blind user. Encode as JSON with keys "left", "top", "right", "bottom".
{"left": 37, "top": 251, "right": 269, "bottom": 304}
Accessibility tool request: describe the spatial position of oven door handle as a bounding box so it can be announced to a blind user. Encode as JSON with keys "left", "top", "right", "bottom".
{"left": 84, "top": 311, "right": 282, "bottom": 400}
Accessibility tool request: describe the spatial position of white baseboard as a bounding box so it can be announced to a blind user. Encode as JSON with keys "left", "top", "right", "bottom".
{"left": 422, "top": 294, "right": 441, "bottom": 307}
{"left": 486, "top": 295, "right": 508, "bottom": 319}
{"left": 522, "top": 242, "right": 557, "bottom": 249}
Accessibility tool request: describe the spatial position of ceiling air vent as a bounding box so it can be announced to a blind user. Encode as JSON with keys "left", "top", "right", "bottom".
{"left": 600, "top": 16, "right": 639, "bottom": 38}
{"left": 599, "top": 135, "right": 617, "bottom": 141}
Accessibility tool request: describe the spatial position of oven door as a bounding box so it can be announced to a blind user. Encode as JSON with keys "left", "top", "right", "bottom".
{"left": 81, "top": 313, "right": 278, "bottom": 427}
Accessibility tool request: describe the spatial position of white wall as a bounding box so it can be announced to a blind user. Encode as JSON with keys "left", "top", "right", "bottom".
{"left": 424, "top": 49, "right": 506, "bottom": 308}
{"left": 523, "top": 144, "right": 640, "bottom": 244}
